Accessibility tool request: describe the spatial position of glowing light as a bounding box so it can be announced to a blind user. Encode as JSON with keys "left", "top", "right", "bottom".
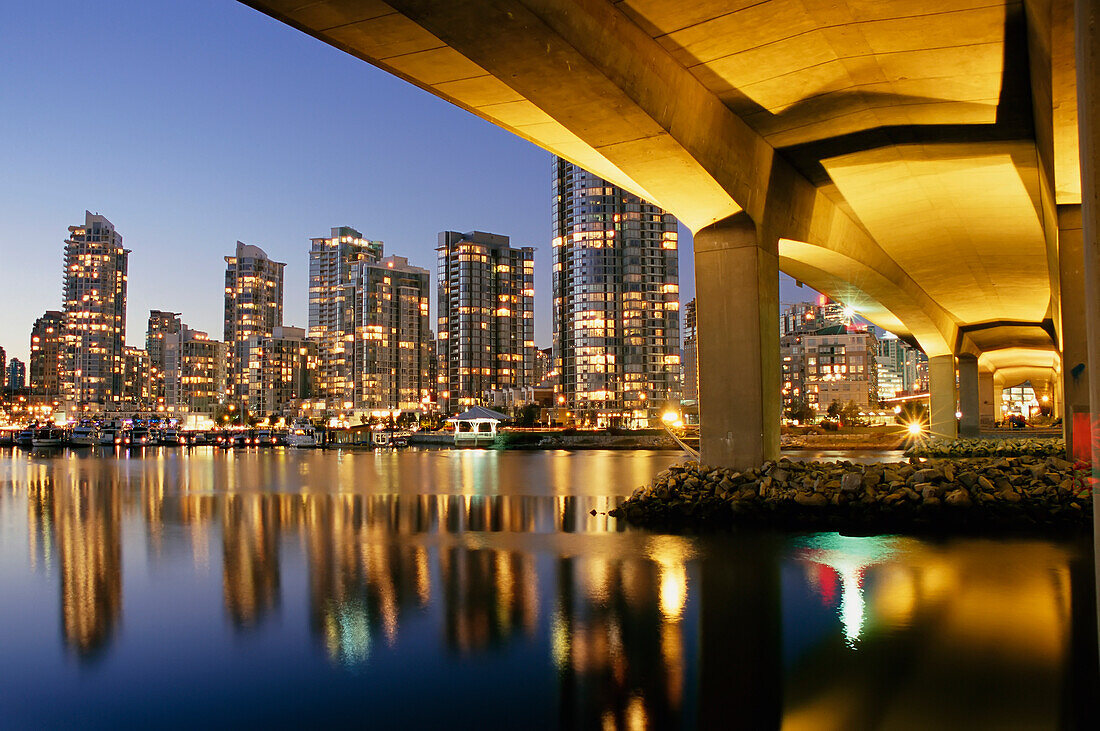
{"left": 842, "top": 306, "right": 856, "bottom": 319}
{"left": 907, "top": 422, "right": 923, "bottom": 436}
{"left": 659, "top": 564, "right": 687, "bottom": 620}
{"left": 661, "top": 411, "right": 678, "bottom": 423}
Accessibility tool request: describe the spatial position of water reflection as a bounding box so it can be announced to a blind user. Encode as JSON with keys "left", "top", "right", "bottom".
{"left": 0, "top": 449, "right": 1094, "bottom": 728}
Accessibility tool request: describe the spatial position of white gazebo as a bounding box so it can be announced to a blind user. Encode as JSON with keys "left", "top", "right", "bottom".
{"left": 447, "top": 406, "right": 509, "bottom": 446}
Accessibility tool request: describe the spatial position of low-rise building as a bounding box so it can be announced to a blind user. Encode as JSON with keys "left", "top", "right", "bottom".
{"left": 800, "top": 325, "right": 879, "bottom": 415}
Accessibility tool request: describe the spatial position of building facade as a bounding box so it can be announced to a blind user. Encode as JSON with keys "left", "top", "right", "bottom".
{"left": 164, "top": 325, "right": 226, "bottom": 420}
{"left": 244, "top": 326, "right": 317, "bottom": 416}
{"left": 308, "top": 227, "right": 383, "bottom": 410}
{"left": 30, "top": 310, "right": 64, "bottom": 403}
{"left": 224, "top": 241, "right": 285, "bottom": 410}
{"left": 681, "top": 299, "right": 698, "bottom": 404}
{"left": 800, "top": 325, "right": 880, "bottom": 415}
{"left": 551, "top": 157, "right": 681, "bottom": 426}
{"left": 120, "top": 347, "right": 151, "bottom": 411}
{"left": 437, "top": 230, "right": 535, "bottom": 410}
{"left": 61, "top": 212, "right": 129, "bottom": 412}
{"left": 535, "top": 347, "right": 553, "bottom": 385}
{"left": 352, "top": 255, "right": 432, "bottom": 411}
{"left": 146, "top": 310, "right": 181, "bottom": 410}
{"left": 7, "top": 358, "right": 25, "bottom": 391}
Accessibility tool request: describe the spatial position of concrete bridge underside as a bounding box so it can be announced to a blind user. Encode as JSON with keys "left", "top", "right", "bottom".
{"left": 242, "top": 0, "right": 1100, "bottom": 469}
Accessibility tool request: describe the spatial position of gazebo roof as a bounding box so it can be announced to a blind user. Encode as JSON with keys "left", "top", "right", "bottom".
{"left": 449, "top": 406, "right": 509, "bottom": 422}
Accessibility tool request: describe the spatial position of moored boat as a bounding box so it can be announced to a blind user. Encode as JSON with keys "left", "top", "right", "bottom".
{"left": 70, "top": 421, "right": 101, "bottom": 447}
{"left": 286, "top": 419, "right": 317, "bottom": 448}
{"left": 127, "top": 426, "right": 153, "bottom": 448}
{"left": 16, "top": 427, "right": 36, "bottom": 448}
{"left": 31, "top": 426, "right": 67, "bottom": 448}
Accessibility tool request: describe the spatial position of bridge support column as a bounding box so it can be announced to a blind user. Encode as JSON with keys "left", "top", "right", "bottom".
{"left": 979, "top": 370, "right": 995, "bottom": 431}
{"left": 958, "top": 354, "right": 980, "bottom": 437}
{"left": 1058, "top": 204, "right": 1090, "bottom": 457}
{"left": 1075, "top": 0, "right": 1100, "bottom": 643}
{"left": 993, "top": 385, "right": 1004, "bottom": 423}
{"left": 693, "top": 213, "right": 779, "bottom": 469}
{"left": 928, "top": 355, "right": 958, "bottom": 439}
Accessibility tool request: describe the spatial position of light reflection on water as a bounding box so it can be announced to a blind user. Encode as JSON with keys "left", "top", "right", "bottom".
{"left": 0, "top": 448, "right": 1094, "bottom": 729}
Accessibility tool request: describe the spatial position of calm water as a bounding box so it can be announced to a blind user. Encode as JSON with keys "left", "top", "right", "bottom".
{"left": 0, "top": 447, "right": 1095, "bottom": 729}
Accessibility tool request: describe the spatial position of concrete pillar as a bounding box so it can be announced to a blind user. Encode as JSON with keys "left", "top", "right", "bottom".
{"left": 979, "top": 370, "right": 995, "bottom": 430}
{"left": 994, "top": 385, "right": 1004, "bottom": 423}
{"left": 1059, "top": 204, "right": 1090, "bottom": 456}
{"left": 693, "top": 213, "right": 780, "bottom": 469}
{"left": 958, "top": 354, "right": 980, "bottom": 437}
{"left": 928, "top": 354, "right": 958, "bottom": 439}
{"left": 1075, "top": 0, "right": 1100, "bottom": 644}
{"left": 1053, "top": 372, "right": 1065, "bottom": 420}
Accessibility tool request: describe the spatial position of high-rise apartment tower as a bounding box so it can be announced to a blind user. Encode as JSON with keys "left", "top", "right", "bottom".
{"left": 62, "top": 212, "right": 129, "bottom": 411}
{"left": 551, "top": 158, "right": 680, "bottom": 426}
{"left": 224, "top": 241, "right": 284, "bottom": 409}
{"left": 437, "top": 231, "right": 535, "bottom": 410}
{"left": 307, "top": 227, "right": 383, "bottom": 410}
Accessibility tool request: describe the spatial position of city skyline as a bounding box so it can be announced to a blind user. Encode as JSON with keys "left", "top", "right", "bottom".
{"left": 0, "top": 0, "right": 818, "bottom": 366}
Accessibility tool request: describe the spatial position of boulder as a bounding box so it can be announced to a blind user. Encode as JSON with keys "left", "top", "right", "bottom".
{"left": 841, "top": 472, "right": 863, "bottom": 493}
{"left": 945, "top": 488, "right": 972, "bottom": 508}
{"left": 794, "top": 492, "right": 828, "bottom": 507}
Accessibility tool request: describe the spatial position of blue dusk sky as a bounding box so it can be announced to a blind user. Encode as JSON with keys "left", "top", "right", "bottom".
{"left": 0, "top": 0, "right": 810, "bottom": 364}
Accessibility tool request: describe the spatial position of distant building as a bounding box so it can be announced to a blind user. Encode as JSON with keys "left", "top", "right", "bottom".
{"left": 484, "top": 385, "right": 556, "bottom": 415}
{"left": 7, "top": 358, "right": 25, "bottom": 391}
{"left": 164, "top": 325, "right": 226, "bottom": 420}
{"left": 798, "top": 325, "right": 879, "bottom": 415}
{"left": 120, "top": 347, "right": 151, "bottom": 411}
{"left": 146, "top": 310, "right": 181, "bottom": 410}
{"left": 30, "top": 310, "right": 64, "bottom": 404}
{"left": 308, "top": 227, "right": 383, "bottom": 410}
{"left": 779, "top": 296, "right": 848, "bottom": 338}
{"left": 436, "top": 230, "right": 535, "bottom": 411}
{"left": 534, "top": 347, "right": 553, "bottom": 385}
{"left": 352, "top": 255, "right": 432, "bottom": 411}
{"left": 681, "top": 299, "right": 698, "bottom": 403}
{"left": 875, "top": 334, "right": 922, "bottom": 399}
{"left": 62, "top": 212, "right": 129, "bottom": 411}
{"left": 0, "top": 345, "right": 5, "bottom": 392}
{"left": 244, "top": 326, "right": 317, "bottom": 416}
{"left": 224, "top": 241, "right": 285, "bottom": 410}
{"left": 551, "top": 157, "right": 680, "bottom": 427}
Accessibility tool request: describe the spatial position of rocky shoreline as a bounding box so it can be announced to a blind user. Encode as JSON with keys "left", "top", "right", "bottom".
{"left": 609, "top": 456, "right": 1093, "bottom": 534}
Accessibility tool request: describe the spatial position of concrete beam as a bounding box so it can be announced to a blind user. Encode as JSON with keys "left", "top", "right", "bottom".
{"left": 694, "top": 213, "right": 779, "bottom": 469}
{"left": 242, "top": 0, "right": 961, "bottom": 355}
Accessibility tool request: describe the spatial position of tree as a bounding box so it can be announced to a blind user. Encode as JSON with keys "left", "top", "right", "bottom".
{"left": 826, "top": 400, "right": 843, "bottom": 419}
{"left": 839, "top": 401, "right": 867, "bottom": 426}
{"left": 784, "top": 399, "right": 815, "bottom": 424}
{"left": 515, "top": 403, "right": 540, "bottom": 428}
